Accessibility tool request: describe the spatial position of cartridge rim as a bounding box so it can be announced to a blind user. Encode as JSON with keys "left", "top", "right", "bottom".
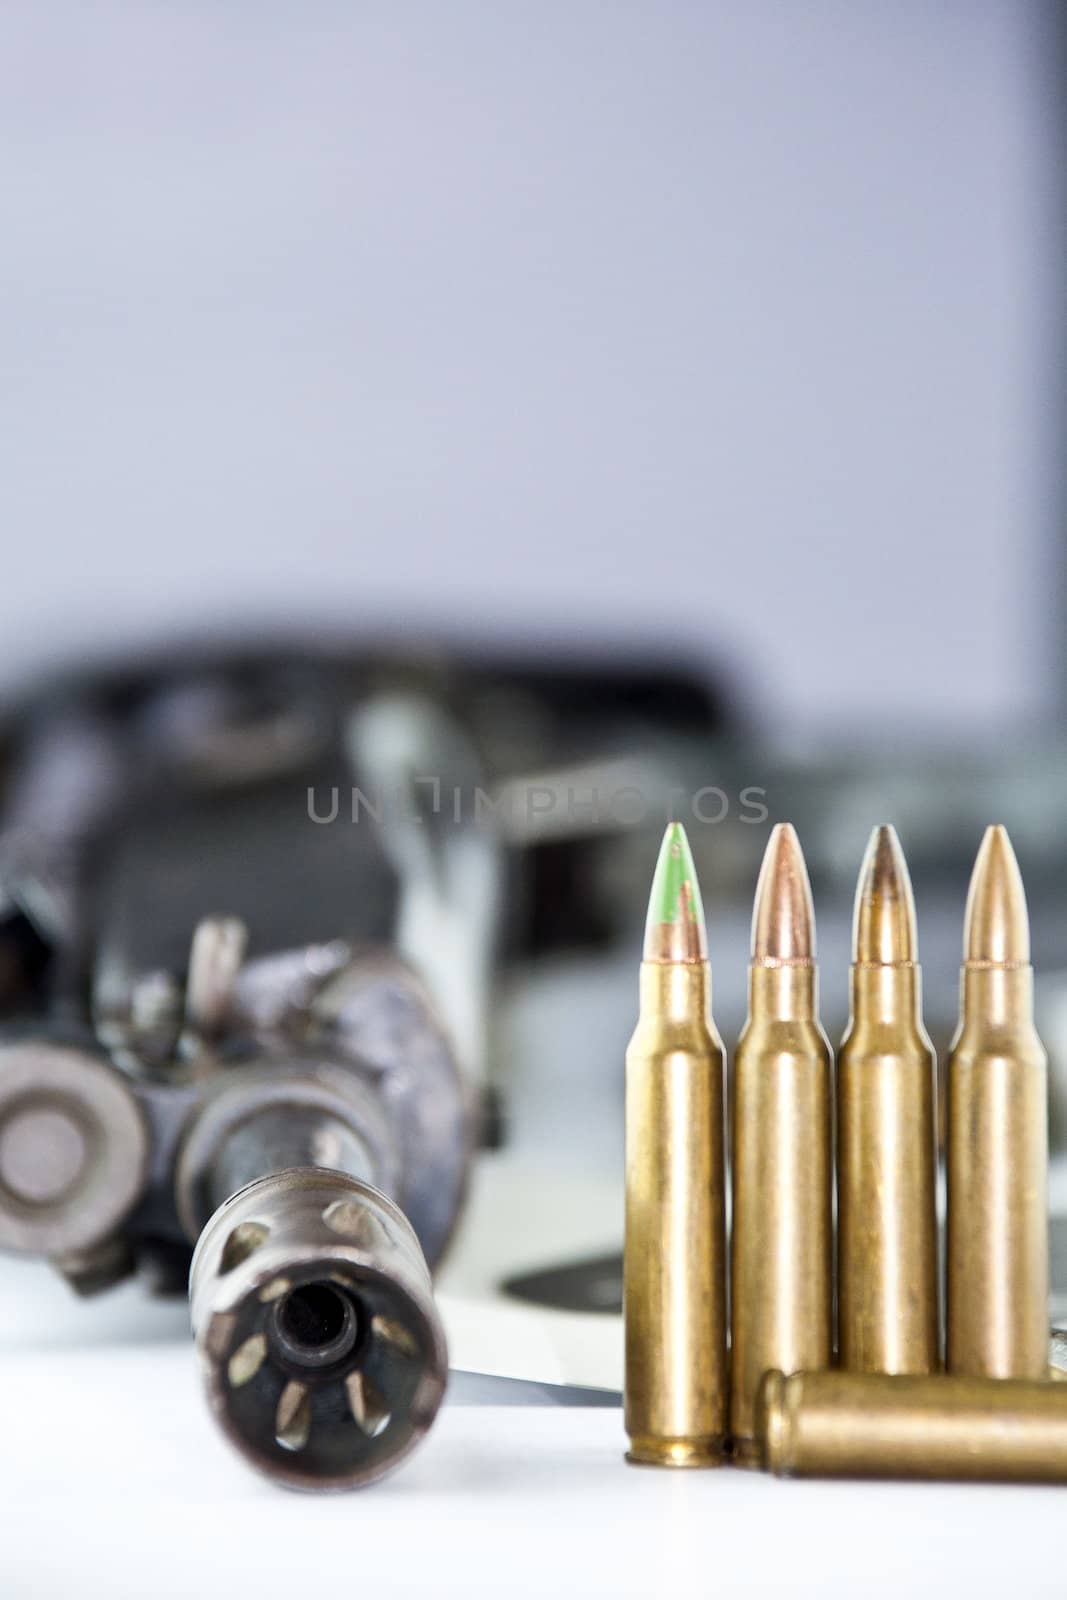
{"left": 755, "top": 1370, "right": 789, "bottom": 1475}
{"left": 626, "top": 1437, "right": 725, "bottom": 1468}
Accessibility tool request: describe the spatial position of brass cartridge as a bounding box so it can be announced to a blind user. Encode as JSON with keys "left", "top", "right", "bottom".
{"left": 946, "top": 825, "right": 1048, "bottom": 1379}
{"left": 729, "top": 823, "right": 832, "bottom": 1463}
{"left": 759, "top": 1367, "right": 1067, "bottom": 1483}
{"left": 837, "top": 825, "right": 939, "bottom": 1374}
{"left": 624, "top": 824, "right": 727, "bottom": 1466}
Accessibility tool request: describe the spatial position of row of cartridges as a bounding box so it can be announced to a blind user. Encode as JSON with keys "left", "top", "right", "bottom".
{"left": 624, "top": 820, "right": 1066, "bottom": 1483}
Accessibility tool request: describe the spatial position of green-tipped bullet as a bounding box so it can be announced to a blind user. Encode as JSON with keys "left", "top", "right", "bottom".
{"left": 644, "top": 822, "right": 707, "bottom": 962}
{"left": 625, "top": 824, "right": 727, "bottom": 1467}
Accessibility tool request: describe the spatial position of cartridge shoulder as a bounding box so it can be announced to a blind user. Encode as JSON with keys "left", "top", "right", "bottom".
{"left": 947, "top": 1024, "right": 1047, "bottom": 1073}
{"left": 837, "top": 1022, "right": 935, "bottom": 1070}
{"left": 735, "top": 1016, "right": 831, "bottom": 1065}
{"left": 626, "top": 1015, "right": 724, "bottom": 1063}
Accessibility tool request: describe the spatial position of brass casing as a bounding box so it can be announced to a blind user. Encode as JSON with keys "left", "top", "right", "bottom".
{"left": 624, "top": 961, "right": 727, "bottom": 1466}
{"left": 729, "top": 965, "right": 832, "bottom": 1461}
{"left": 758, "top": 1368, "right": 1067, "bottom": 1483}
{"left": 946, "top": 966, "right": 1048, "bottom": 1377}
{"left": 837, "top": 965, "right": 939, "bottom": 1373}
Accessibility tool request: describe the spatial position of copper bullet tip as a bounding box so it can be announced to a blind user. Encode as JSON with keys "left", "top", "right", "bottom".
{"left": 963, "top": 824, "right": 1030, "bottom": 966}
{"left": 643, "top": 823, "right": 708, "bottom": 962}
{"left": 751, "top": 823, "right": 815, "bottom": 964}
{"left": 852, "top": 824, "right": 917, "bottom": 966}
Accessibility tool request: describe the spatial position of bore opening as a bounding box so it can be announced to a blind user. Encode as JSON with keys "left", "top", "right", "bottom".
{"left": 271, "top": 1282, "right": 359, "bottom": 1370}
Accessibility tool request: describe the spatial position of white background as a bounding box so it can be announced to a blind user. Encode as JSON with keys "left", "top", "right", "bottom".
{"left": 0, "top": 0, "right": 1058, "bottom": 728}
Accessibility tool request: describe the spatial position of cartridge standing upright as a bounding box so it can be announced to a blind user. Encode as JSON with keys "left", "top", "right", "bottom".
{"left": 946, "top": 825, "right": 1048, "bottom": 1378}
{"left": 624, "top": 823, "right": 727, "bottom": 1466}
{"left": 730, "top": 824, "right": 832, "bottom": 1463}
{"left": 837, "top": 826, "right": 939, "bottom": 1374}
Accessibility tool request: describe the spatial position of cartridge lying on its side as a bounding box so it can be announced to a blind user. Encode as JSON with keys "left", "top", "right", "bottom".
{"left": 730, "top": 824, "right": 832, "bottom": 1463}
{"left": 758, "top": 1368, "right": 1067, "bottom": 1483}
{"left": 837, "top": 826, "right": 939, "bottom": 1374}
{"left": 624, "top": 823, "right": 727, "bottom": 1467}
{"left": 946, "top": 825, "right": 1049, "bottom": 1378}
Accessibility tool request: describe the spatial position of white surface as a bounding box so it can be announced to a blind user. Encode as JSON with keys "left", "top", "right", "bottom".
{"left": 438, "top": 1152, "right": 623, "bottom": 1390}
{"left": 1, "top": 1353, "right": 1064, "bottom": 1600}
{"left": 0, "top": 0, "right": 1056, "bottom": 728}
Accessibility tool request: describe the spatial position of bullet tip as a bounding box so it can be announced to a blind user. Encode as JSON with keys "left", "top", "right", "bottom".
{"left": 643, "top": 823, "right": 707, "bottom": 962}
{"left": 751, "top": 822, "right": 815, "bottom": 963}
{"left": 963, "top": 823, "right": 1030, "bottom": 966}
{"left": 853, "top": 824, "right": 917, "bottom": 965}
